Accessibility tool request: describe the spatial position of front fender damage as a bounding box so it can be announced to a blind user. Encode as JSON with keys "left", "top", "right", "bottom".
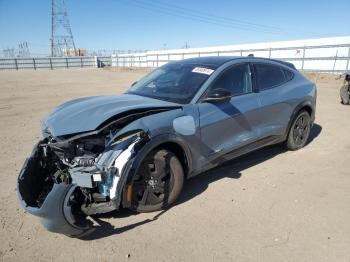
{"left": 17, "top": 131, "right": 149, "bottom": 237}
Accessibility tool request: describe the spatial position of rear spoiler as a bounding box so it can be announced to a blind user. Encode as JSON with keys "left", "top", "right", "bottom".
{"left": 249, "top": 56, "right": 297, "bottom": 70}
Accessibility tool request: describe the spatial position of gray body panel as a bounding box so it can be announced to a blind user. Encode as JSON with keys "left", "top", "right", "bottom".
{"left": 42, "top": 94, "right": 180, "bottom": 137}
{"left": 255, "top": 64, "right": 316, "bottom": 139}
{"left": 42, "top": 56, "right": 316, "bottom": 176}
{"left": 198, "top": 93, "right": 260, "bottom": 158}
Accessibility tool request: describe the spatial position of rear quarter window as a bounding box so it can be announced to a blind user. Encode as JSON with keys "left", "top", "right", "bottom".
{"left": 283, "top": 69, "right": 294, "bottom": 81}
{"left": 254, "top": 63, "right": 289, "bottom": 90}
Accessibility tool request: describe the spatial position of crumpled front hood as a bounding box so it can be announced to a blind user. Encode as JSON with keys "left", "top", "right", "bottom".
{"left": 42, "top": 93, "right": 180, "bottom": 137}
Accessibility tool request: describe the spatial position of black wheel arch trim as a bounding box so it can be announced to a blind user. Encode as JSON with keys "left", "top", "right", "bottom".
{"left": 120, "top": 133, "right": 192, "bottom": 208}
{"left": 285, "top": 100, "right": 315, "bottom": 140}
{"left": 130, "top": 133, "right": 192, "bottom": 180}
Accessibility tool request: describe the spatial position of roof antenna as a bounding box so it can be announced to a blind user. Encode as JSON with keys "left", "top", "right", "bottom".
{"left": 248, "top": 54, "right": 254, "bottom": 57}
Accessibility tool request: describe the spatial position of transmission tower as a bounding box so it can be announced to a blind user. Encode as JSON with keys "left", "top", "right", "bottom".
{"left": 51, "top": 0, "right": 77, "bottom": 57}
{"left": 18, "top": 42, "right": 31, "bottom": 57}
{"left": 3, "top": 47, "right": 15, "bottom": 58}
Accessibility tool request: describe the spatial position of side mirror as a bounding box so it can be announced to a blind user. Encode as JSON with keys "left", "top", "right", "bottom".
{"left": 203, "top": 88, "right": 231, "bottom": 103}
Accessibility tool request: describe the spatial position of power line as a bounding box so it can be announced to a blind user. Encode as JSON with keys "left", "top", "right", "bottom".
{"left": 123, "top": 0, "right": 284, "bottom": 35}
{"left": 124, "top": 0, "right": 326, "bottom": 37}
{"left": 137, "top": 0, "right": 285, "bottom": 33}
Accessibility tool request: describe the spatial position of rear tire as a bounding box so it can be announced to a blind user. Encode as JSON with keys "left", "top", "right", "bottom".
{"left": 131, "top": 149, "right": 184, "bottom": 213}
{"left": 340, "top": 85, "right": 350, "bottom": 105}
{"left": 286, "top": 110, "right": 311, "bottom": 151}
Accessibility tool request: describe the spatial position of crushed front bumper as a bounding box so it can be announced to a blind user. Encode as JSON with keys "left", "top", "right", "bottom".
{"left": 17, "top": 143, "right": 93, "bottom": 237}
{"left": 16, "top": 132, "right": 148, "bottom": 237}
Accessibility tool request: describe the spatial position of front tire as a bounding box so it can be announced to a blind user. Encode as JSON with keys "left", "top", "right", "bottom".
{"left": 131, "top": 149, "right": 184, "bottom": 213}
{"left": 286, "top": 110, "right": 311, "bottom": 151}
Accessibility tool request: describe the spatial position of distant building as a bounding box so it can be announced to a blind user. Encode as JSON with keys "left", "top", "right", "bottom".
{"left": 63, "top": 48, "right": 86, "bottom": 56}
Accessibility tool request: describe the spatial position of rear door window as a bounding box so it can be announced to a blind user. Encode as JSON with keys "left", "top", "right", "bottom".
{"left": 254, "top": 63, "right": 287, "bottom": 90}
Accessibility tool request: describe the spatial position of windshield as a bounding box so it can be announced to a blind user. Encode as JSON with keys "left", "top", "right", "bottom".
{"left": 127, "top": 63, "right": 217, "bottom": 104}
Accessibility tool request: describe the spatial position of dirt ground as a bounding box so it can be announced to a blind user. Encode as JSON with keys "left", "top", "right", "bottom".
{"left": 0, "top": 68, "right": 349, "bottom": 262}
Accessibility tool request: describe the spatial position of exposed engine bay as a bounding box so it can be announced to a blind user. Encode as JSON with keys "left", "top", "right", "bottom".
{"left": 16, "top": 109, "right": 171, "bottom": 237}
{"left": 19, "top": 129, "right": 147, "bottom": 209}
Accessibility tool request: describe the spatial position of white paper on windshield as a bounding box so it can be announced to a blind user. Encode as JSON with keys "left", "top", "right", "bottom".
{"left": 192, "top": 67, "right": 214, "bottom": 75}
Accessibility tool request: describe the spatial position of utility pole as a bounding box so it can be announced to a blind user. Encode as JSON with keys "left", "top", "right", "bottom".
{"left": 51, "top": 0, "right": 77, "bottom": 57}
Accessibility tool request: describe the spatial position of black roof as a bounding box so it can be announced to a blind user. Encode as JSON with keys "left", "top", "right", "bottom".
{"left": 174, "top": 56, "right": 296, "bottom": 70}
{"left": 178, "top": 56, "right": 238, "bottom": 67}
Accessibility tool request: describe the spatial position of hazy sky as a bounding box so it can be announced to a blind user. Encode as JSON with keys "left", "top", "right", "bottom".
{"left": 0, "top": 0, "right": 349, "bottom": 55}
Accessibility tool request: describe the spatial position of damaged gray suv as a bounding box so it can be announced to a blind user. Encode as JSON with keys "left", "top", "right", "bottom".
{"left": 17, "top": 57, "right": 316, "bottom": 237}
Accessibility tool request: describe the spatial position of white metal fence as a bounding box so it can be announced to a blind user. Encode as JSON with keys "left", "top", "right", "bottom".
{"left": 1, "top": 44, "right": 349, "bottom": 73}
{"left": 112, "top": 43, "right": 350, "bottom": 73}
{"left": 0, "top": 56, "right": 111, "bottom": 70}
